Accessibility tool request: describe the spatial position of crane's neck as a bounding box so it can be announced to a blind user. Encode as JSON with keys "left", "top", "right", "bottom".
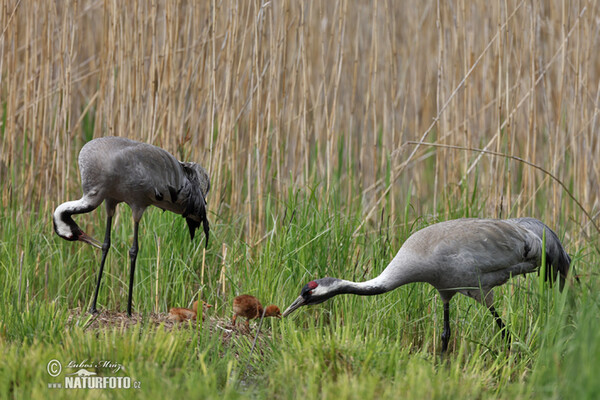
{"left": 327, "top": 252, "right": 421, "bottom": 296}
{"left": 53, "top": 199, "right": 97, "bottom": 241}
{"left": 333, "top": 279, "right": 389, "bottom": 296}
{"left": 54, "top": 200, "right": 84, "bottom": 238}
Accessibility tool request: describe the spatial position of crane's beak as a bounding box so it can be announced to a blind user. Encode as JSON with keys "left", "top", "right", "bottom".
{"left": 78, "top": 232, "right": 102, "bottom": 249}
{"left": 282, "top": 295, "right": 306, "bottom": 317}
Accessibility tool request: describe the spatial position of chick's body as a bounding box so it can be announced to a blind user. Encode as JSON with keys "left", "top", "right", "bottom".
{"left": 168, "top": 300, "right": 212, "bottom": 322}
{"left": 232, "top": 295, "right": 281, "bottom": 329}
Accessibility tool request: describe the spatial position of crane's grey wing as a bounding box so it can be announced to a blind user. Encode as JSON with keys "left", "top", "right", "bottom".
{"left": 113, "top": 144, "right": 210, "bottom": 245}
{"left": 136, "top": 152, "right": 210, "bottom": 246}
{"left": 79, "top": 137, "right": 210, "bottom": 246}
{"left": 401, "top": 219, "right": 543, "bottom": 290}
{"left": 411, "top": 219, "right": 539, "bottom": 267}
{"left": 79, "top": 137, "right": 182, "bottom": 205}
{"left": 509, "top": 218, "right": 572, "bottom": 289}
{"left": 116, "top": 144, "right": 185, "bottom": 204}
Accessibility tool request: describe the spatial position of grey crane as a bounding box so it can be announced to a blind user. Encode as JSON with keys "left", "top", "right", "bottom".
{"left": 283, "top": 217, "right": 572, "bottom": 353}
{"left": 53, "top": 136, "right": 210, "bottom": 316}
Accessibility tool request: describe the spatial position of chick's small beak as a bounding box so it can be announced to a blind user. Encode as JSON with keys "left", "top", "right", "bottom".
{"left": 282, "top": 295, "right": 306, "bottom": 318}
{"left": 78, "top": 232, "right": 102, "bottom": 249}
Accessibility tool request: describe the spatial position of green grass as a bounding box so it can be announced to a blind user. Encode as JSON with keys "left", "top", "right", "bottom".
{"left": 0, "top": 185, "right": 597, "bottom": 399}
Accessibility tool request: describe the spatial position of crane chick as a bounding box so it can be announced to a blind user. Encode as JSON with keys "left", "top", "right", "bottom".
{"left": 53, "top": 137, "right": 210, "bottom": 316}
{"left": 232, "top": 294, "right": 281, "bottom": 330}
{"left": 168, "top": 301, "right": 212, "bottom": 322}
{"left": 283, "top": 218, "right": 573, "bottom": 354}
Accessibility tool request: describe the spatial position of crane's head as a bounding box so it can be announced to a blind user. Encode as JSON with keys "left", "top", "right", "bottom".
{"left": 282, "top": 277, "right": 342, "bottom": 317}
{"left": 53, "top": 203, "right": 102, "bottom": 248}
{"left": 180, "top": 162, "right": 211, "bottom": 248}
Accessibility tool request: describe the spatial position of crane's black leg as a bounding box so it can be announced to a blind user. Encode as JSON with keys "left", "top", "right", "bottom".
{"left": 90, "top": 215, "right": 112, "bottom": 314}
{"left": 441, "top": 301, "right": 451, "bottom": 354}
{"left": 126, "top": 220, "right": 140, "bottom": 317}
{"left": 489, "top": 305, "right": 511, "bottom": 345}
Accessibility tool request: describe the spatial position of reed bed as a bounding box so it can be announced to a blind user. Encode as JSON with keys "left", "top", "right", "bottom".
{"left": 1, "top": 0, "right": 598, "bottom": 246}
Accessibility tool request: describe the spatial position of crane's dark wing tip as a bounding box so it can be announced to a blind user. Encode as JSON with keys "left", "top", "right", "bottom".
{"left": 185, "top": 215, "right": 210, "bottom": 248}
{"left": 186, "top": 217, "right": 200, "bottom": 241}
{"left": 543, "top": 247, "right": 572, "bottom": 291}
{"left": 202, "top": 216, "right": 210, "bottom": 249}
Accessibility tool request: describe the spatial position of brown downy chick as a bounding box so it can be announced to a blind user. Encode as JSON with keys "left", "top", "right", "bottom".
{"left": 232, "top": 294, "right": 281, "bottom": 329}
{"left": 168, "top": 300, "right": 212, "bottom": 322}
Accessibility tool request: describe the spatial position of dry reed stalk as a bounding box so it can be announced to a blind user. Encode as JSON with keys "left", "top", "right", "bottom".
{"left": 200, "top": 247, "right": 206, "bottom": 302}
{"left": 434, "top": 0, "right": 442, "bottom": 215}
{"left": 493, "top": 0, "right": 503, "bottom": 217}
{"left": 218, "top": 243, "right": 228, "bottom": 308}
{"left": 155, "top": 235, "right": 160, "bottom": 313}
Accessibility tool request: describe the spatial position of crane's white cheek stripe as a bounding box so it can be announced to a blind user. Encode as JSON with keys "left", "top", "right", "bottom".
{"left": 54, "top": 217, "right": 73, "bottom": 238}
{"left": 53, "top": 201, "right": 79, "bottom": 238}
{"left": 55, "top": 223, "right": 72, "bottom": 238}
{"left": 311, "top": 284, "right": 337, "bottom": 297}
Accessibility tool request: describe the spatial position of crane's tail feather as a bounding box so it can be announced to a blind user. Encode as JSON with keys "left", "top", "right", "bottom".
{"left": 202, "top": 216, "right": 210, "bottom": 249}
{"left": 544, "top": 244, "right": 572, "bottom": 291}
{"left": 512, "top": 218, "right": 572, "bottom": 290}
{"left": 184, "top": 197, "right": 209, "bottom": 248}
{"left": 181, "top": 162, "right": 210, "bottom": 248}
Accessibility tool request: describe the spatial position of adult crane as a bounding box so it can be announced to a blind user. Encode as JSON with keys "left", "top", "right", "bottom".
{"left": 282, "top": 218, "right": 572, "bottom": 353}
{"left": 53, "top": 136, "right": 210, "bottom": 316}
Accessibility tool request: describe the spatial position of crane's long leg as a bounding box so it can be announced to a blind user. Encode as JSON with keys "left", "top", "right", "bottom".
{"left": 89, "top": 215, "right": 112, "bottom": 314}
{"left": 441, "top": 301, "right": 451, "bottom": 354}
{"left": 488, "top": 305, "right": 511, "bottom": 344}
{"left": 126, "top": 220, "right": 140, "bottom": 317}
{"left": 482, "top": 290, "right": 511, "bottom": 345}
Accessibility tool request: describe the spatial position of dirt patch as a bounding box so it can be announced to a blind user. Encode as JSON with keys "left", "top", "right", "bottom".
{"left": 66, "top": 308, "right": 175, "bottom": 331}
{"left": 65, "top": 308, "right": 274, "bottom": 347}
